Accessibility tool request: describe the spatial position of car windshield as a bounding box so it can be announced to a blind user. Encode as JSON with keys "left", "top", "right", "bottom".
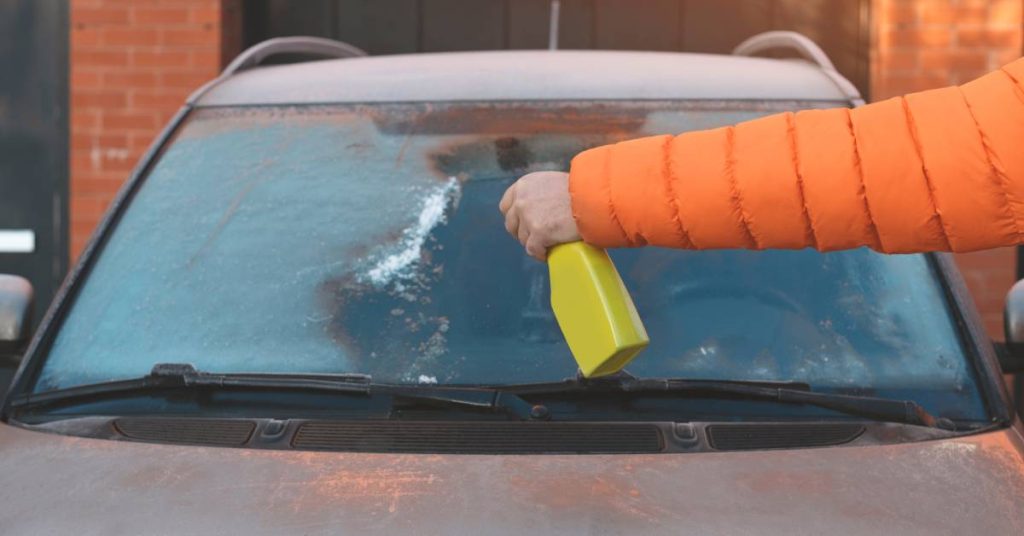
{"left": 33, "top": 101, "right": 988, "bottom": 421}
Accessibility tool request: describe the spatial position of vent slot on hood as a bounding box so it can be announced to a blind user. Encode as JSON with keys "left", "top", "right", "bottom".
{"left": 292, "top": 421, "right": 663, "bottom": 454}
{"left": 707, "top": 423, "right": 864, "bottom": 451}
{"left": 114, "top": 418, "right": 256, "bottom": 447}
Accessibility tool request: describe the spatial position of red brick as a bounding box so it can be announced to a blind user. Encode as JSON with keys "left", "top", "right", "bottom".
{"left": 919, "top": 50, "right": 989, "bottom": 72}
{"left": 882, "top": 50, "right": 918, "bottom": 72}
{"left": 191, "top": 49, "right": 221, "bottom": 70}
{"left": 917, "top": 4, "right": 957, "bottom": 24}
{"left": 70, "top": 153, "right": 96, "bottom": 174}
{"left": 71, "top": 69, "right": 102, "bottom": 89}
{"left": 70, "top": 239, "right": 88, "bottom": 259}
{"left": 70, "top": 27, "right": 102, "bottom": 47}
{"left": 72, "top": 110, "right": 100, "bottom": 131}
{"left": 130, "top": 50, "right": 191, "bottom": 68}
{"left": 996, "top": 49, "right": 1024, "bottom": 66}
{"left": 71, "top": 238, "right": 91, "bottom": 255}
{"left": 101, "top": 27, "right": 162, "bottom": 46}
{"left": 161, "top": 27, "right": 216, "bottom": 47}
{"left": 73, "top": 89, "right": 127, "bottom": 109}
{"left": 103, "top": 70, "right": 158, "bottom": 87}
{"left": 151, "top": 110, "right": 181, "bottom": 130}
{"left": 956, "top": 5, "right": 988, "bottom": 21}
{"left": 133, "top": 7, "right": 190, "bottom": 25}
{"left": 68, "top": 220, "right": 98, "bottom": 248}
{"left": 102, "top": 111, "right": 159, "bottom": 130}
{"left": 71, "top": 229, "right": 98, "bottom": 247}
{"left": 888, "top": 27, "right": 953, "bottom": 47}
{"left": 71, "top": 132, "right": 127, "bottom": 151}
{"left": 130, "top": 89, "right": 189, "bottom": 109}
{"left": 71, "top": 48, "right": 129, "bottom": 67}
{"left": 91, "top": 157, "right": 138, "bottom": 175}
{"left": 989, "top": 0, "right": 1022, "bottom": 25}
{"left": 70, "top": 1, "right": 234, "bottom": 261}
{"left": 74, "top": 177, "right": 127, "bottom": 196}
{"left": 75, "top": 168, "right": 130, "bottom": 182}
{"left": 958, "top": 28, "right": 1019, "bottom": 47}
{"left": 69, "top": 196, "right": 113, "bottom": 219}
{"left": 128, "top": 133, "right": 159, "bottom": 152}
{"left": 71, "top": 221, "right": 98, "bottom": 239}
{"left": 886, "top": 2, "right": 917, "bottom": 24}
{"left": 72, "top": 7, "right": 129, "bottom": 25}
{"left": 876, "top": 73, "right": 950, "bottom": 95}
{"left": 950, "top": 69, "right": 992, "bottom": 85}
{"left": 71, "top": 224, "right": 102, "bottom": 243}
{"left": 190, "top": 6, "right": 222, "bottom": 25}
{"left": 159, "top": 71, "right": 213, "bottom": 89}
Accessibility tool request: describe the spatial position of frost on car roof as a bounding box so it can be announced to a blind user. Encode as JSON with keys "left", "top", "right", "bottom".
{"left": 194, "top": 50, "right": 852, "bottom": 106}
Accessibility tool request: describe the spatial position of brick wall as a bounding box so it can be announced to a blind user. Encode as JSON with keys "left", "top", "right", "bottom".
{"left": 69, "top": 0, "right": 241, "bottom": 258}
{"left": 873, "top": 0, "right": 1024, "bottom": 339}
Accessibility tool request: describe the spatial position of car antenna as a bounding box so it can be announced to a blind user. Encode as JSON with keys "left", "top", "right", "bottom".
{"left": 548, "top": 0, "right": 561, "bottom": 50}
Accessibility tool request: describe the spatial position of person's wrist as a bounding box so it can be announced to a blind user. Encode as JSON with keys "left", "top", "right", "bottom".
{"left": 498, "top": 171, "right": 579, "bottom": 261}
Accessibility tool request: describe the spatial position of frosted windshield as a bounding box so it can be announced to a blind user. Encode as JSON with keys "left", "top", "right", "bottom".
{"left": 36, "top": 102, "right": 986, "bottom": 421}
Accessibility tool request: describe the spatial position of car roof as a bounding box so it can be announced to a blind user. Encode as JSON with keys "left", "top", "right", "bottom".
{"left": 193, "top": 50, "right": 854, "bottom": 107}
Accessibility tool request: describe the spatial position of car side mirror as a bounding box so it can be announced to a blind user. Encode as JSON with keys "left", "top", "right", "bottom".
{"left": 0, "top": 275, "right": 33, "bottom": 363}
{"left": 1000, "top": 279, "right": 1024, "bottom": 373}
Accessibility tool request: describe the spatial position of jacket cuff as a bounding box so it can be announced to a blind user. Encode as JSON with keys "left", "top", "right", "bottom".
{"left": 568, "top": 145, "right": 631, "bottom": 248}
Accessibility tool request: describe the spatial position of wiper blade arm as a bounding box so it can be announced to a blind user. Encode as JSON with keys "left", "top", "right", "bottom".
{"left": 11, "top": 363, "right": 539, "bottom": 420}
{"left": 774, "top": 388, "right": 946, "bottom": 429}
{"left": 162, "top": 362, "right": 539, "bottom": 419}
{"left": 151, "top": 363, "right": 373, "bottom": 391}
{"left": 378, "top": 386, "right": 538, "bottom": 420}
{"left": 9, "top": 362, "right": 372, "bottom": 410}
{"left": 503, "top": 375, "right": 949, "bottom": 429}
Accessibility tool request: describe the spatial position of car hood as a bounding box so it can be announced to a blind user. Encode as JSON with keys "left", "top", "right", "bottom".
{"left": 0, "top": 422, "right": 1022, "bottom": 535}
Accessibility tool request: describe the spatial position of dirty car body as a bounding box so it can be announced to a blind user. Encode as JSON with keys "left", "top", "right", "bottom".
{"left": 1, "top": 47, "right": 1023, "bottom": 534}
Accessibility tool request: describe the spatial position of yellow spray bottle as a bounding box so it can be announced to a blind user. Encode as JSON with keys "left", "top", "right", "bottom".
{"left": 548, "top": 242, "right": 649, "bottom": 378}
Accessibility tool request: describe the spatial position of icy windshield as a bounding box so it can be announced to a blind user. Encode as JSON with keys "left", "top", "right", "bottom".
{"left": 36, "top": 102, "right": 987, "bottom": 420}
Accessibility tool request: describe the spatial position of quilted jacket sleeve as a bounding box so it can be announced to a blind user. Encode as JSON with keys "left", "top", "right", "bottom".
{"left": 568, "top": 57, "right": 1024, "bottom": 253}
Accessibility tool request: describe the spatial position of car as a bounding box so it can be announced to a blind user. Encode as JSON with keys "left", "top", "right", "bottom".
{"left": 1, "top": 33, "right": 1023, "bottom": 534}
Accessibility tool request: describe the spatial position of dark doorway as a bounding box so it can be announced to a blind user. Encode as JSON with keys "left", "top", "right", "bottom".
{"left": 243, "top": 0, "right": 871, "bottom": 98}
{"left": 0, "top": 0, "right": 69, "bottom": 395}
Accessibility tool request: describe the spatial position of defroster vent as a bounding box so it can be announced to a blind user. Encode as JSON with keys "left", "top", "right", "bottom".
{"left": 115, "top": 418, "right": 256, "bottom": 447}
{"left": 707, "top": 423, "right": 864, "bottom": 451}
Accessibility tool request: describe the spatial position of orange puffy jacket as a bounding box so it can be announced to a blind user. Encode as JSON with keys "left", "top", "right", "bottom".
{"left": 569, "top": 58, "right": 1024, "bottom": 253}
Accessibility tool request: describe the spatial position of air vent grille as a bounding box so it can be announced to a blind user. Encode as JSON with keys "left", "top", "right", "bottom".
{"left": 293, "top": 421, "right": 663, "bottom": 454}
{"left": 707, "top": 423, "right": 864, "bottom": 451}
{"left": 115, "top": 418, "right": 255, "bottom": 447}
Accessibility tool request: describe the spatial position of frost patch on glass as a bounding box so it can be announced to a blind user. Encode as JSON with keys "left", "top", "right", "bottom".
{"left": 360, "top": 177, "right": 460, "bottom": 290}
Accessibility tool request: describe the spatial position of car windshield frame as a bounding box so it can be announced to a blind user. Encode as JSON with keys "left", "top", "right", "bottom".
{"left": 1, "top": 100, "right": 1010, "bottom": 426}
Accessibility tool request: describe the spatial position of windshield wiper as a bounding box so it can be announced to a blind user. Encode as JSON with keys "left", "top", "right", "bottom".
{"left": 8, "top": 363, "right": 539, "bottom": 420}
{"left": 9, "top": 365, "right": 951, "bottom": 428}
{"left": 499, "top": 373, "right": 953, "bottom": 429}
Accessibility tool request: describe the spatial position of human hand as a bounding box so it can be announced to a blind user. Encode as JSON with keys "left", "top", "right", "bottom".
{"left": 498, "top": 171, "right": 581, "bottom": 261}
